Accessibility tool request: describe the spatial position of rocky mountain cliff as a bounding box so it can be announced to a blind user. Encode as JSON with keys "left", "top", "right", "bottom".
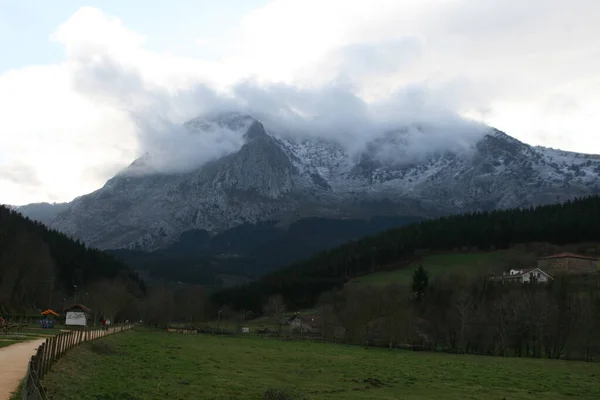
{"left": 20, "top": 112, "right": 600, "bottom": 250}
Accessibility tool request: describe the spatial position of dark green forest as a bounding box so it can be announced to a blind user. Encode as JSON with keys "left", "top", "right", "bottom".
{"left": 110, "top": 215, "right": 423, "bottom": 286}
{"left": 0, "top": 204, "right": 145, "bottom": 312}
{"left": 212, "top": 195, "right": 600, "bottom": 312}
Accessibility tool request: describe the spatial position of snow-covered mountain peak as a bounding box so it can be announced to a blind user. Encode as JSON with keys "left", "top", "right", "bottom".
{"left": 28, "top": 113, "right": 600, "bottom": 250}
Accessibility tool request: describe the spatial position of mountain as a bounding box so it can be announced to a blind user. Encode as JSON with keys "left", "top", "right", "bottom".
{"left": 0, "top": 204, "right": 145, "bottom": 311}
{"left": 14, "top": 202, "right": 70, "bottom": 224}
{"left": 21, "top": 112, "right": 600, "bottom": 252}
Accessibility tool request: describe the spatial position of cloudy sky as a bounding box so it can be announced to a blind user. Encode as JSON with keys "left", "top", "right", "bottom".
{"left": 1, "top": 0, "right": 599, "bottom": 205}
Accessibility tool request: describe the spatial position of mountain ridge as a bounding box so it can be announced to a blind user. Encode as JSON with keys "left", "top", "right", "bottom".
{"left": 17, "top": 112, "right": 600, "bottom": 251}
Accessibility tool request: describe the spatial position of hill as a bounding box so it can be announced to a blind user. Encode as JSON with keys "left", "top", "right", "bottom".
{"left": 108, "top": 215, "right": 423, "bottom": 286}
{"left": 0, "top": 204, "right": 145, "bottom": 313}
{"left": 212, "top": 195, "right": 600, "bottom": 312}
{"left": 348, "top": 250, "right": 529, "bottom": 286}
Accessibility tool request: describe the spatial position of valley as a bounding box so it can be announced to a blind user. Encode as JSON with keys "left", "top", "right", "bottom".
{"left": 3, "top": 3, "right": 600, "bottom": 399}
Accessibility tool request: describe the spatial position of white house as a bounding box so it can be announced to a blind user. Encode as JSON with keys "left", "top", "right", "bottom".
{"left": 288, "top": 314, "right": 322, "bottom": 333}
{"left": 502, "top": 268, "right": 553, "bottom": 283}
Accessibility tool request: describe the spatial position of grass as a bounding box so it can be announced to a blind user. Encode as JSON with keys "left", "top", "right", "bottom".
{"left": 197, "top": 309, "right": 318, "bottom": 333}
{"left": 42, "top": 328, "right": 600, "bottom": 400}
{"left": 0, "top": 325, "right": 71, "bottom": 351}
{"left": 0, "top": 340, "right": 21, "bottom": 349}
{"left": 350, "top": 250, "right": 527, "bottom": 286}
{"left": 9, "top": 380, "right": 23, "bottom": 400}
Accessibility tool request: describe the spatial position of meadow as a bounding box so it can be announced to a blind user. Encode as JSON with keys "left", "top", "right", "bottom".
{"left": 41, "top": 328, "right": 600, "bottom": 400}
{"left": 349, "top": 250, "right": 529, "bottom": 286}
{"left": 0, "top": 325, "right": 66, "bottom": 348}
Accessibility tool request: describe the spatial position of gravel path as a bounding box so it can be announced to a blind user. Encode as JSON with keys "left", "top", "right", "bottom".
{"left": 0, "top": 338, "right": 45, "bottom": 400}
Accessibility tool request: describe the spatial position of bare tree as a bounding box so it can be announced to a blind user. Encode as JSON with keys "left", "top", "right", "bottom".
{"left": 263, "top": 294, "right": 286, "bottom": 332}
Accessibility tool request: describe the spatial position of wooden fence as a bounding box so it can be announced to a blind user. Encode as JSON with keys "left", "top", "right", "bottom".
{"left": 22, "top": 324, "right": 134, "bottom": 400}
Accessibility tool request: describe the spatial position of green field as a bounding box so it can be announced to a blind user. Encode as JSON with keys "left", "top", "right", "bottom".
{"left": 41, "top": 328, "right": 600, "bottom": 400}
{"left": 350, "top": 250, "right": 530, "bottom": 286}
{"left": 0, "top": 325, "right": 66, "bottom": 348}
{"left": 201, "top": 309, "right": 318, "bottom": 333}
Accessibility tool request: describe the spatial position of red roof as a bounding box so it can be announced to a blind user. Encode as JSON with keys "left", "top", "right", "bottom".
{"left": 538, "top": 252, "right": 597, "bottom": 261}
{"left": 64, "top": 304, "right": 91, "bottom": 313}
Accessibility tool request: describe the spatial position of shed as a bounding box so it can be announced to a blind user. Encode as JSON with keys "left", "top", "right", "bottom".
{"left": 40, "top": 309, "right": 59, "bottom": 328}
{"left": 64, "top": 304, "right": 90, "bottom": 327}
{"left": 537, "top": 253, "right": 599, "bottom": 275}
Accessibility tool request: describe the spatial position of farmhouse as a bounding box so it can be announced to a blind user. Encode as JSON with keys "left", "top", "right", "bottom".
{"left": 288, "top": 314, "right": 322, "bottom": 333}
{"left": 501, "top": 268, "right": 553, "bottom": 283}
{"left": 537, "top": 253, "right": 599, "bottom": 275}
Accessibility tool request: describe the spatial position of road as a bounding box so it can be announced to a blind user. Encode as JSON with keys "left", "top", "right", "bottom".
{"left": 0, "top": 339, "right": 45, "bottom": 400}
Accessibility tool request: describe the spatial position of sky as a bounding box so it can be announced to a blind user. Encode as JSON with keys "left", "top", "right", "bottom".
{"left": 0, "top": 0, "right": 599, "bottom": 205}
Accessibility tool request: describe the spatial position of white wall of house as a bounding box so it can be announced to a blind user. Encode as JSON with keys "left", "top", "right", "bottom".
{"left": 509, "top": 269, "right": 522, "bottom": 275}
{"left": 521, "top": 270, "right": 550, "bottom": 283}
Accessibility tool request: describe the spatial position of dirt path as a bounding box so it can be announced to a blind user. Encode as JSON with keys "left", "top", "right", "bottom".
{"left": 0, "top": 338, "right": 45, "bottom": 400}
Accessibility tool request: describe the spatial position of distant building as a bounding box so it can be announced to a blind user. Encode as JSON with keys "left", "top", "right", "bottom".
{"left": 497, "top": 268, "right": 553, "bottom": 284}
{"left": 288, "top": 314, "right": 322, "bottom": 333}
{"left": 537, "top": 253, "right": 599, "bottom": 275}
{"left": 64, "top": 304, "right": 90, "bottom": 327}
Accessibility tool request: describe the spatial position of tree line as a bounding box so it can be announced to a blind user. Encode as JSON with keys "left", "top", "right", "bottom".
{"left": 0, "top": 205, "right": 145, "bottom": 315}
{"left": 312, "top": 267, "right": 600, "bottom": 361}
{"left": 211, "top": 195, "right": 600, "bottom": 312}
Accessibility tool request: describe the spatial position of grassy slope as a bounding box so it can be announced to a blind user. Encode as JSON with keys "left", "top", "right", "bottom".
{"left": 42, "top": 329, "right": 600, "bottom": 400}
{"left": 350, "top": 250, "right": 528, "bottom": 286}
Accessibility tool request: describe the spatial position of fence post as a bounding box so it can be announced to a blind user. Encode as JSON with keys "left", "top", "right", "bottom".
{"left": 35, "top": 343, "right": 44, "bottom": 379}
{"left": 42, "top": 338, "right": 50, "bottom": 377}
{"left": 60, "top": 333, "right": 65, "bottom": 357}
{"left": 45, "top": 338, "right": 52, "bottom": 376}
{"left": 51, "top": 335, "right": 57, "bottom": 366}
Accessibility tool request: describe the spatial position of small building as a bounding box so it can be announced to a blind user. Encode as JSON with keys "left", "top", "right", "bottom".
{"left": 288, "top": 314, "right": 322, "bottom": 333}
{"left": 64, "top": 304, "right": 90, "bottom": 327}
{"left": 537, "top": 253, "right": 599, "bottom": 275}
{"left": 40, "top": 309, "right": 59, "bottom": 328}
{"left": 501, "top": 268, "right": 553, "bottom": 284}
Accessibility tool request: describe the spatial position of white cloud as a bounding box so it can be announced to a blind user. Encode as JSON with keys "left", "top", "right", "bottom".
{"left": 1, "top": 1, "right": 600, "bottom": 205}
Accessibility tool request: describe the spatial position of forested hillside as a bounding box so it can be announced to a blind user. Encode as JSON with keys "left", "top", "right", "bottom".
{"left": 110, "top": 215, "right": 422, "bottom": 286}
{"left": 212, "top": 195, "right": 600, "bottom": 312}
{"left": 0, "top": 205, "right": 145, "bottom": 312}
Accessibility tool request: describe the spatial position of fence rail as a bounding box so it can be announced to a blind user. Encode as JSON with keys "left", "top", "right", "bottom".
{"left": 22, "top": 324, "right": 134, "bottom": 400}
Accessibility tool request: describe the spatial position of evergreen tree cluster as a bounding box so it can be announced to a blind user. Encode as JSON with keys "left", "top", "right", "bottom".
{"left": 212, "top": 195, "right": 600, "bottom": 312}
{"left": 0, "top": 205, "right": 145, "bottom": 311}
